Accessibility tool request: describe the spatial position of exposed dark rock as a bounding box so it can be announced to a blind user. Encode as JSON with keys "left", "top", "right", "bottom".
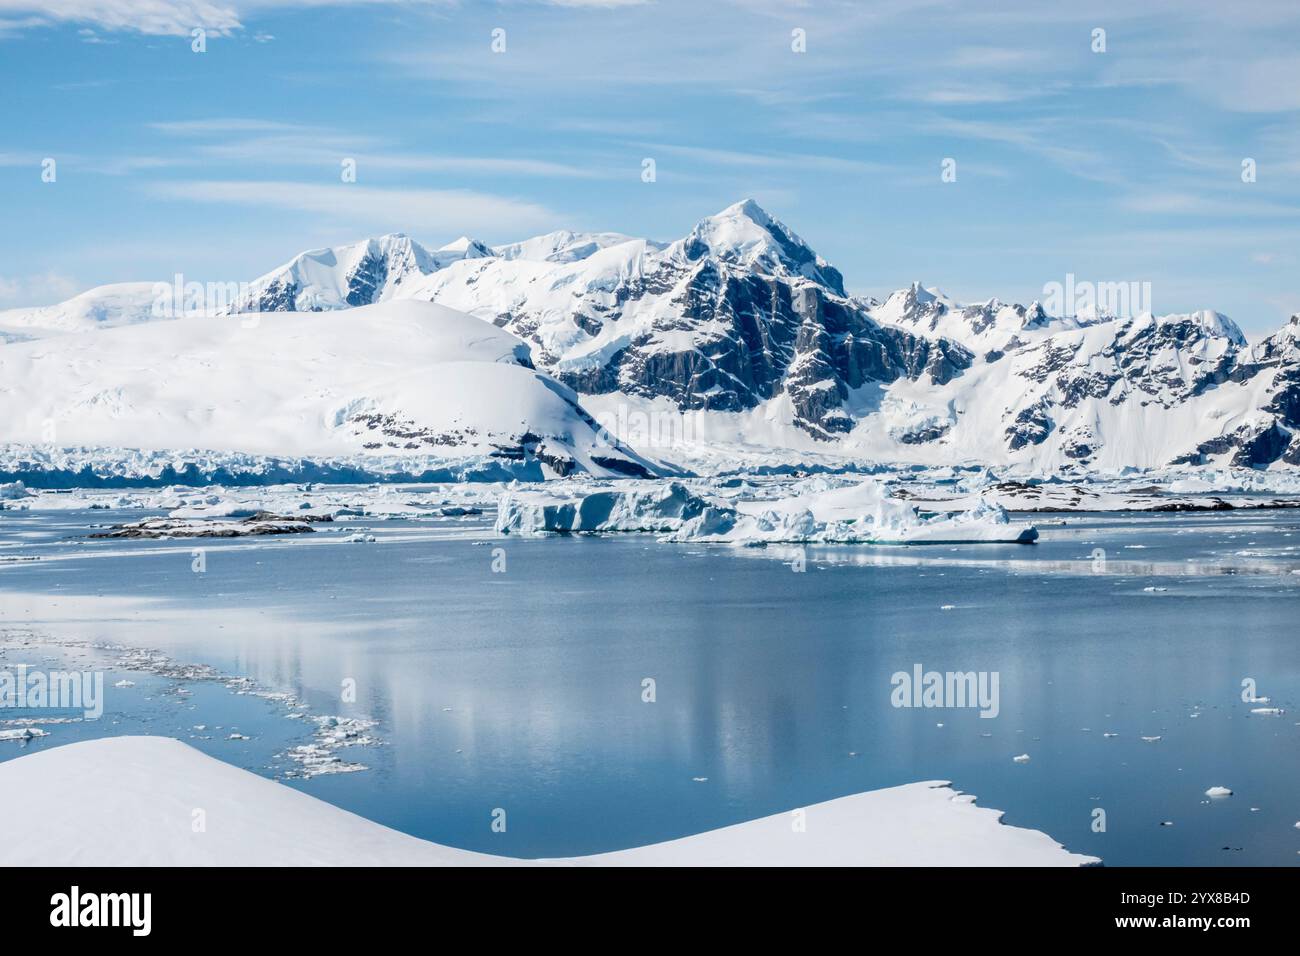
{"left": 1006, "top": 400, "right": 1054, "bottom": 450}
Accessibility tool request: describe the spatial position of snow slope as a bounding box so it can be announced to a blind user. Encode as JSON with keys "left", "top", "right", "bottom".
{"left": 493, "top": 229, "right": 654, "bottom": 263}
{"left": 0, "top": 300, "right": 655, "bottom": 481}
{"left": 0, "top": 737, "right": 1096, "bottom": 866}
{"left": 228, "top": 233, "right": 478, "bottom": 313}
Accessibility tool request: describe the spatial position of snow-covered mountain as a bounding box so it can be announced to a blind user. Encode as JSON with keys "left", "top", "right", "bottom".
{"left": 0, "top": 300, "right": 657, "bottom": 483}
{"left": 400, "top": 200, "right": 972, "bottom": 441}
{"left": 0, "top": 282, "right": 161, "bottom": 341}
{"left": 228, "top": 233, "right": 491, "bottom": 314}
{"left": 7, "top": 199, "right": 1300, "bottom": 476}
{"left": 867, "top": 283, "right": 1097, "bottom": 356}
{"left": 492, "top": 229, "right": 652, "bottom": 263}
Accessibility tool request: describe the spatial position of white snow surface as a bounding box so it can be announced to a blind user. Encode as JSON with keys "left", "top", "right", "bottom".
{"left": 0, "top": 282, "right": 162, "bottom": 338}
{"left": 233, "top": 233, "right": 477, "bottom": 313}
{"left": 0, "top": 299, "right": 652, "bottom": 480}
{"left": 0, "top": 737, "right": 1096, "bottom": 866}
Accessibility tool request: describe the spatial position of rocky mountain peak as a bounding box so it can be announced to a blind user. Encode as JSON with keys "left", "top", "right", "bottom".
{"left": 671, "top": 199, "right": 846, "bottom": 296}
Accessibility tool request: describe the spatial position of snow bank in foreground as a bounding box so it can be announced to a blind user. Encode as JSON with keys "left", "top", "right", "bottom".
{"left": 496, "top": 480, "right": 1037, "bottom": 544}
{"left": 0, "top": 737, "right": 1095, "bottom": 866}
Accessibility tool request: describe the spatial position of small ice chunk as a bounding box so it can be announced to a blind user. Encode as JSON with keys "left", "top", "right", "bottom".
{"left": 1205, "top": 786, "right": 1232, "bottom": 797}
{"left": 1012, "top": 753, "right": 1031, "bottom": 763}
{"left": 0, "top": 727, "right": 48, "bottom": 741}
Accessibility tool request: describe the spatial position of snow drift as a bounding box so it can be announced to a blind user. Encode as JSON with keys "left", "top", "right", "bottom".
{"left": 0, "top": 737, "right": 1096, "bottom": 866}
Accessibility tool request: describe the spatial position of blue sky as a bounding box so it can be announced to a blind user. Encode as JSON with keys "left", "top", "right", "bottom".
{"left": 2, "top": 0, "right": 1299, "bottom": 333}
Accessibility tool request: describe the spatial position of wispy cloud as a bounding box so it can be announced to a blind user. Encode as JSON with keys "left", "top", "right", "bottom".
{"left": 143, "top": 179, "right": 564, "bottom": 238}
{"left": 149, "top": 118, "right": 312, "bottom": 134}
{"left": 0, "top": 0, "right": 242, "bottom": 36}
{"left": 1120, "top": 191, "right": 1300, "bottom": 218}
{"left": 150, "top": 118, "right": 616, "bottom": 178}
{"left": 641, "top": 142, "right": 893, "bottom": 176}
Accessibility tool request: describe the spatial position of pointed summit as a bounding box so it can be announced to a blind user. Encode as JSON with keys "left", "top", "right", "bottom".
{"left": 437, "top": 236, "right": 495, "bottom": 259}
{"left": 673, "top": 199, "right": 845, "bottom": 295}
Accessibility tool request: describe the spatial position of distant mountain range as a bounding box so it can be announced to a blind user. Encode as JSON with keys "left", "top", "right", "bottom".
{"left": 2, "top": 199, "right": 1298, "bottom": 478}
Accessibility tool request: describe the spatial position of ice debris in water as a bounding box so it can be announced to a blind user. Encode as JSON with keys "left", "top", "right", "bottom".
{"left": 283, "top": 715, "right": 379, "bottom": 778}
{"left": 1205, "top": 786, "right": 1233, "bottom": 797}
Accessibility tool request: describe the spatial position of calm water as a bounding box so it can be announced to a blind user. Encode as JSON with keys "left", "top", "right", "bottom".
{"left": 1, "top": 498, "right": 1298, "bottom": 865}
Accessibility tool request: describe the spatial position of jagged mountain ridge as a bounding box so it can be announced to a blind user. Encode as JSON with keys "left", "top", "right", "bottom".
{"left": 6, "top": 200, "right": 1300, "bottom": 472}
{"left": 399, "top": 201, "right": 975, "bottom": 440}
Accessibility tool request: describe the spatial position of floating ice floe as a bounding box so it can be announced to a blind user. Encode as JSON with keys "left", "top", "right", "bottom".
{"left": 90, "top": 512, "right": 325, "bottom": 539}
{"left": 1012, "top": 753, "right": 1031, "bottom": 763}
{"left": 1205, "top": 786, "right": 1233, "bottom": 797}
{"left": 496, "top": 479, "right": 1037, "bottom": 545}
{"left": 0, "top": 728, "right": 48, "bottom": 742}
{"left": 283, "top": 715, "right": 379, "bottom": 778}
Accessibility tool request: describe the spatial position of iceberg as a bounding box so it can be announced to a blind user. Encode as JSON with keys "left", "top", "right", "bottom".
{"left": 496, "top": 479, "right": 1037, "bottom": 545}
